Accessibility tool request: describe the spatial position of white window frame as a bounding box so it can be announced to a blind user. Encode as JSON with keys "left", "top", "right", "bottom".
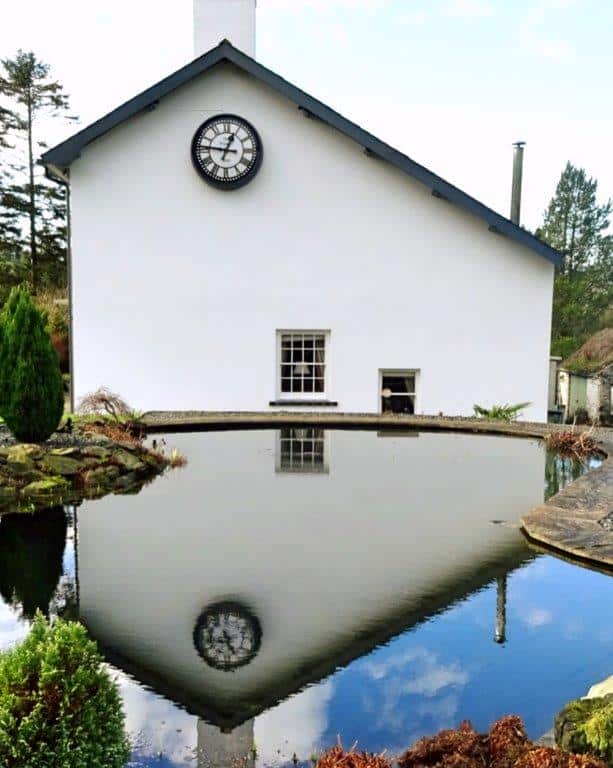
{"left": 275, "top": 428, "right": 330, "bottom": 474}
{"left": 276, "top": 330, "right": 330, "bottom": 401}
{"left": 378, "top": 369, "right": 419, "bottom": 414}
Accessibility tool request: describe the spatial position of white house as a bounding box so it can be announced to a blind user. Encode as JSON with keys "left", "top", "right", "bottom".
{"left": 42, "top": 0, "right": 560, "bottom": 419}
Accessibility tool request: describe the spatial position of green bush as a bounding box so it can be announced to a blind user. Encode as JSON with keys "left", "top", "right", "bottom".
{"left": 0, "top": 286, "right": 64, "bottom": 442}
{"left": 0, "top": 287, "right": 24, "bottom": 415}
{"left": 555, "top": 695, "right": 613, "bottom": 764}
{"left": 0, "top": 613, "right": 131, "bottom": 768}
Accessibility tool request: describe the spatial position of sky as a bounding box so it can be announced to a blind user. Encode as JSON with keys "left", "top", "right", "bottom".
{"left": 1, "top": 0, "right": 612, "bottom": 232}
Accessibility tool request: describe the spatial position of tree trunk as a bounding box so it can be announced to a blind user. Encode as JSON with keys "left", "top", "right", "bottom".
{"left": 27, "top": 90, "right": 37, "bottom": 289}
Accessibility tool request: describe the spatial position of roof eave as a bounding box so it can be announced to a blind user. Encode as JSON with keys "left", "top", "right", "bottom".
{"left": 40, "top": 40, "right": 563, "bottom": 267}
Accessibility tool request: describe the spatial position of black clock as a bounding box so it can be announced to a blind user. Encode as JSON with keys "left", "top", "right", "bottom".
{"left": 193, "top": 601, "right": 262, "bottom": 671}
{"left": 191, "top": 114, "right": 263, "bottom": 190}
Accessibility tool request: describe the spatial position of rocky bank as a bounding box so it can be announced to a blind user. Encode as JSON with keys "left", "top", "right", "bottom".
{"left": 0, "top": 432, "right": 169, "bottom": 513}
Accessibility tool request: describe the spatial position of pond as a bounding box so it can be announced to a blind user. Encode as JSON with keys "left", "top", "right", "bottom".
{"left": 0, "top": 429, "right": 610, "bottom": 767}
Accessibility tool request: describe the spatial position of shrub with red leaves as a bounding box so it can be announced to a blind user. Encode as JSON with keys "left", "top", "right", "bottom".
{"left": 489, "top": 716, "right": 530, "bottom": 768}
{"left": 398, "top": 721, "right": 487, "bottom": 768}
{"left": 397, "top": 717, "right": 607, "bottom": 768}
{"left": 514, "top": 747, "right": 607, "bottom": 768}
{"left": 317, "top": 744, "right": 391, "bottom": 768}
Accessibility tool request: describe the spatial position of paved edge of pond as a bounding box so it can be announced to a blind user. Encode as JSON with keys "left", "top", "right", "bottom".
{"left": 140, "top": 411, "right": 613, "bottom": 570}
{"left": 522, "top": 456, "right": 613, "bottom": 570}
{"left": 140, "top": 411, "right": 558, "bottom": 435}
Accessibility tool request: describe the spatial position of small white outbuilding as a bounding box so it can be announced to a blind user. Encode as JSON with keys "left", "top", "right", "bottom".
{"left": 42, "top": 1, "right": 560, "bottom": 419}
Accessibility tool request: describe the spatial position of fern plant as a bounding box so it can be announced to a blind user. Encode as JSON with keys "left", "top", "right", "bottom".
{"left": 473, "top": 402, "right": 531, "bottom": 422}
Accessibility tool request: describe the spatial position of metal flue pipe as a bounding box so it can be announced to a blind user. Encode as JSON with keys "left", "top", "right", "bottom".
{"left": 510, "top": 141, "right": 525, "bottom": 225}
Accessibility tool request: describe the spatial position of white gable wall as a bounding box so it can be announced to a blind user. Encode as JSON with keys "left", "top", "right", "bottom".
{"left": 69, "top": 63, "right": 554, "bottom": 419}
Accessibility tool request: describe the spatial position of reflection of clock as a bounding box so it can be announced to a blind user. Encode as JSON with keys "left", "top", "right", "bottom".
{"left": 191, "top": 114, "right": 263, "bottom": 190}
{"left": 193, "top": 602, "right": 262, "bottom": 671}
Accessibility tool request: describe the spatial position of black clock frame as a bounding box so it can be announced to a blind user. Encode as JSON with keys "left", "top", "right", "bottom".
{"left": 193, "top": 600, "right": 263, "bottom": 671}
{"left": 191, "top": 113, "right": 263, "bottom": 191}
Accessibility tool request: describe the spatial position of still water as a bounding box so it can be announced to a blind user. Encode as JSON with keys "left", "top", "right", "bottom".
{"left": 0, "top": 429, "right": 610, "bottom": 767}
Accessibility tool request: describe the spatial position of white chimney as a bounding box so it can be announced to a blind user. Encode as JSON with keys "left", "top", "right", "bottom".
{"left": 193, "top": 0, "right": 256, "bottom": 59}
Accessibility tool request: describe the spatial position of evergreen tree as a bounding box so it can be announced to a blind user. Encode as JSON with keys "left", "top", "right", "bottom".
{"left": 538, "top": 162, "right": 613, "bottom": 351}
{"left": 540, "top": 162, "right": 611, "bottom": 276}
{"left": 0, "top": 105, "right": 21, "bottom": 255}
{"left": 0, "top": 51, "right": 76, "bottom": 289}
{"left": 0, "top": 285, "right": 64, "bottom": 442}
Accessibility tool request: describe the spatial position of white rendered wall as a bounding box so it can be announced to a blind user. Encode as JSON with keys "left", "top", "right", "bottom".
{"left": 69, "top": 63, "right": 554, "bottom": 419}
{"left": 194, "top": 0, "right": 256, "bottom": 57}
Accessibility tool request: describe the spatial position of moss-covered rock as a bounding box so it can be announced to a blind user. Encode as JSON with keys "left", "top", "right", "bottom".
{"left": 0, "top": 486, "right": 17, "bottom": 502}
{"left": 81, "top": 446, "right": 112, "bottom": 460}
{"left": 82, "top": 465, "right": 121, "bottom": 486}
{"left": 555, "top": 694, "right": 613, "bottom": 764}
{"left": 7, "top": 444, "right": 44, "bottom": 463}
{"left": 112, "top": 448, "right": 145, "bottom": 472}
{"left": 41, "top": 453, "right": 85, "bottom": 476}
{"left": 0, "top": 428, "right": 176, "bottom": 515}
{"left": 21, "top": 476, "right": 70, "bottom": 499}
{"left": 49, "top": 446, "right": 79, "bottom": 456}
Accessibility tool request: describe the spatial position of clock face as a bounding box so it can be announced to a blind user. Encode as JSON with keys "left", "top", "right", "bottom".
{"left": 191, "top": 114, "right": 263, "bottom": 190}
{"left": 193, "top": 602, "right": 262, "bottom": 671}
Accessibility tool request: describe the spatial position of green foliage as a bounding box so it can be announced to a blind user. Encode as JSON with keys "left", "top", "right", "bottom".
{"left": 34, "top": 290, "right": 69, "bottom": 337}
{"left": 563, "top": 357, "right": 605, "bottom": 374}
{"left": 0, "top": 285, "right": 64, "bottom": 441}
{"left": 538, "top": 162, "right": 613, "bottom": 354}
{"left": 556, "top": 695, "right": 613, "bottom": 763}
{"left": 473, "top": 402, "right": 531, "bottom": 421}
{"left": 0, "top": 613, "right": 131, "bottom": 768}
{"left": 551, "top": 336, "right": 585, "bottom": 360}
{"left": 0, "top": 50, "right": 77, "bottom": 290}
{"left": 0, "top": 285, "right": 25, "bottom": 410}
{"left": 0, "top": 256, "right": 29, "bottom": 307}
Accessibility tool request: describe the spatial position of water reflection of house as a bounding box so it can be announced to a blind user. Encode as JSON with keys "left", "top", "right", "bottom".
{"left": 75, "top": 431, "right": 544, "bottom": 749}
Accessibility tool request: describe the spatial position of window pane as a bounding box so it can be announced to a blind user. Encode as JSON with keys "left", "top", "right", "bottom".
{"left": 279, "top": 332, "right": 326, "bottom": 396}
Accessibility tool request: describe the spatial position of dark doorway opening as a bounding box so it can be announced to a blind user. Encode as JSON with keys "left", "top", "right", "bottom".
{"left": 381, "top": 373, "right": 416, "bottom": 414}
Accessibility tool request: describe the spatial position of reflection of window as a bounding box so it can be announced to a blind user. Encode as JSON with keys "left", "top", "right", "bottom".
{"left": 277, "top": 428, "right": 328, "bottom": 473}
{"left": 279, "top": 332, "right": 326, "bottom": 396}
{"left": 380, "top": 372, "right": 417, "bottom": 414}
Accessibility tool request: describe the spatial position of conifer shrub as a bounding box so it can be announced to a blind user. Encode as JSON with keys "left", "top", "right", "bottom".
{"left": 0, "top": 285, "right": 24, "bottom": 416}
{"left": 0, "top": 286, "right": 64, "bottom": 442}
{"left": 0, "top": 612, "right": 131, "bottom": 768}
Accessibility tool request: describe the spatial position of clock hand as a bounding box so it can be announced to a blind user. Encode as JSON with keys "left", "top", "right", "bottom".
{"left": 221, "top": 134, "right": 235, "bottom": 161}
{"left": 200, "top": 144, "right": 239, "bottom": 154}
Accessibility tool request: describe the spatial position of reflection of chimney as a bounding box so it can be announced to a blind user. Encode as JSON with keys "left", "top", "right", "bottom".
{"left": 510, "top": 142, "right": 525, "bottom": 225}
{"left": 494, "top": 575, "right": 507, "bottom": 644}
{"left": 197, "top": 719, "right": 255, "bottom": 768}
{"left": 193, "top": 0, "right": 257, "bottom": 58}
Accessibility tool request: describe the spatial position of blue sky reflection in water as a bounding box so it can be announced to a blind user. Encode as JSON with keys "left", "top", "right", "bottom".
{"left": 0, "top": 430, "right": 609, "bottom": 768}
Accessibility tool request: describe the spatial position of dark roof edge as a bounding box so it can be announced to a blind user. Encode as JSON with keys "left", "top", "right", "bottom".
{"left": 40, "top": 40, "right": 562, "bottom": 266}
